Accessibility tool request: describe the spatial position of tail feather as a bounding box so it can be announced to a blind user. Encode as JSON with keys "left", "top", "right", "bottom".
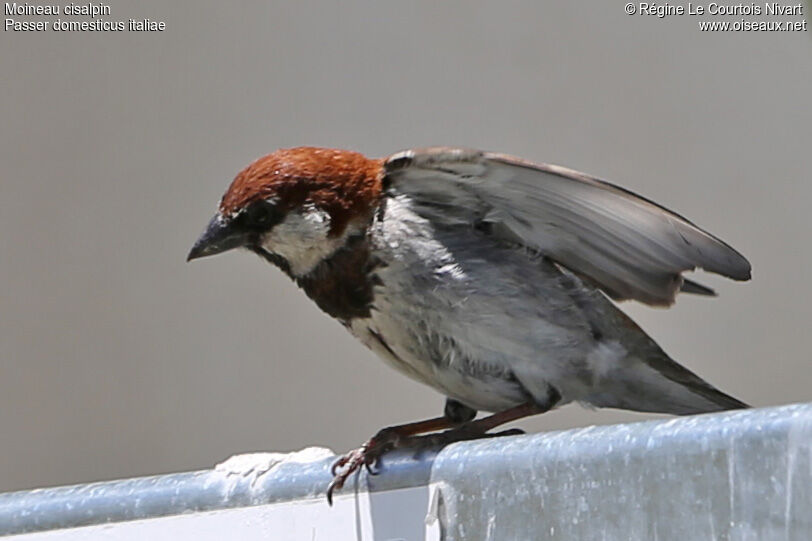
{"left": 646, "top": 350, "right": 749, "bottom": 414}
{"left": 586, "top": 351, "right": 749, "bottom": 416}
{"left": 571, "top": 266, "right": 747, "bottom": 416}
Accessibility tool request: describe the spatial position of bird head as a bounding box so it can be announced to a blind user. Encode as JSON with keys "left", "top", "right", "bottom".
{"left": 188, "top": 147, "right": 383, "bottom": 277}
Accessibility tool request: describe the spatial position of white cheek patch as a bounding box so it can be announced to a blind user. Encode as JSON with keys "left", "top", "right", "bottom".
{"left": 260, "top": 207, "right": 345, "bottom": 276}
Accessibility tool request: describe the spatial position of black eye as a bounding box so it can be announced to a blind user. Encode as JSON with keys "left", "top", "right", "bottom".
{"left": 243, "top": 201, "right": 280, "bottom": 230}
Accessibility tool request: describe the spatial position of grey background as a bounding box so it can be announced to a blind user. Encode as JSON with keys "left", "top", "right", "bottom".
{"left": 1, "top": 1, "right": 809, "bottom": 492}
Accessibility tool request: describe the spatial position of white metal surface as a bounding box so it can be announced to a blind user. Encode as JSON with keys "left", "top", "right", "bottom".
{"left": 2, "top": 403, "right": 810, "bottom": 540}
{"left": 8, "top": 487, "right": 438, "bottom": 541}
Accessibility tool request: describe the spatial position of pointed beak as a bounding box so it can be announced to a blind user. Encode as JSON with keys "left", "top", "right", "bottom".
{"left": 187, "top": 214, "right": 252, "bottom": 262}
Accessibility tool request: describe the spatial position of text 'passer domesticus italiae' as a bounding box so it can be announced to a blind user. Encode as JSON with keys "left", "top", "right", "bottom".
{"left": 188, "top": 146, "right": 751, "bottom": 503}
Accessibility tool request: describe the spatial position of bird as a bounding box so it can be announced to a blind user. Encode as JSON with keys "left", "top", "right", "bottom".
{"left": 188, "top": 146, "right": 751, "bottom": 503}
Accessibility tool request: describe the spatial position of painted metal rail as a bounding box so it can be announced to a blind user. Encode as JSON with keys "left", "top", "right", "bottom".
{"left": 1, "top": 403, "right": 810, "bottom": 540}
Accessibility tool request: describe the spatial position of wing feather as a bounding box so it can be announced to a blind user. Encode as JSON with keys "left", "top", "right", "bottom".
{"left": 384, "top": 147, "right": 750, "bottom": 305}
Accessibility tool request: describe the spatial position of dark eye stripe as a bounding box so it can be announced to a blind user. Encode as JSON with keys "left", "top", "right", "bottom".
{"left": 241, "top": 201, "right": 284, "bottom": 231}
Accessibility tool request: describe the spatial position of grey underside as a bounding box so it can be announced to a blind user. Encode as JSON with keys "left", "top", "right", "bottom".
{"left": 357, "top": 195, "right": 746, "bottom": 416}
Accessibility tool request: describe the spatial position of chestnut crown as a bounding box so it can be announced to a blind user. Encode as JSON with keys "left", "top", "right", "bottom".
{"left": 187, "top": 147, "right": 383, "bottom": 274}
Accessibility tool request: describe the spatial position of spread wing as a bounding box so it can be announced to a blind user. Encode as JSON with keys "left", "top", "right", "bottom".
{"left": 383, "top": 147, "right": 751, "bottom": 306}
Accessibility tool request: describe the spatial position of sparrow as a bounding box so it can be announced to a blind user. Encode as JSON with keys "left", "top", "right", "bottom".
{"left": 188, "top": 146, "right": 751, "bottom": 503}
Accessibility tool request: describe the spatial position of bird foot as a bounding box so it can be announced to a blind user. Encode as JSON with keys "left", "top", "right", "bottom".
{"left": 325, "top": 425, "right": 525, "bottom": 504}
{"left": 326, "top": 426, "right": 404, "bottom": 505}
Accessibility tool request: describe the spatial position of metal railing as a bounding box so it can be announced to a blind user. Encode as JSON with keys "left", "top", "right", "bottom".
{"left": 1, "top": 403, "right": 810, "bottom": 540}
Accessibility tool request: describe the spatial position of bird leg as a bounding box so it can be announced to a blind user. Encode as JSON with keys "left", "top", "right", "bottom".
{"left": 326, "top": 415, "right": 456, "bottom": 505}
{"left": 326, "top": 400, "right": 549, "bottom": 505}
{"left": 399, "top": 401, "right": 545, "bottom": 449}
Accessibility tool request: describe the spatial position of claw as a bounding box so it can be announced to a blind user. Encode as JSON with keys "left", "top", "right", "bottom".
{"left": 325, "top": 478, "right": 339, "bottom": 506}
{"left": 364, "top": 460, "right": 378, "bottom": 475}
{"left": 365, "top": 452, "right": 386, "bottom": 475}
{"left": 325, "top": 447, "right": 368, "bottom": 505}
{"left": 326, "top": 463, "right": 352, "bottom": 506}
{"left": 325, "top": 433, "right": 399, "bottom": 504}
